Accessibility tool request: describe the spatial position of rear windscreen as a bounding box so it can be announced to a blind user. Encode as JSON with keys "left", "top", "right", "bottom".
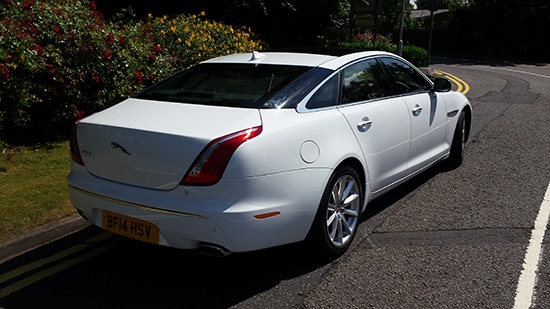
{"left": 136, "top": 63, "right": 313, "bottom": 108}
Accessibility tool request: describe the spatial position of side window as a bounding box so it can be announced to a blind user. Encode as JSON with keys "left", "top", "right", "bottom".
{"left": 380, "top": 57, "right": 432, "bottom": 94}
{"left": 306, "top": 74, "right": 338, "bottom": 109}
{"left": 341, "top": 59, "right": 392, "bottom": 104}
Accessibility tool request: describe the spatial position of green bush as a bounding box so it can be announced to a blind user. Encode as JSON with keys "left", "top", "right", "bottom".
{"left": 0, "top": 0, "right": 264, "bottom": 145}
{"left": 401, "top": 44, "right": 428, "bottom": 67}
{"left": 338, "top": 32, "right": 428, "bottom": 67}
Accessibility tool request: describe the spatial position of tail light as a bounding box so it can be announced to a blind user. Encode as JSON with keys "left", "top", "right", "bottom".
{"left": 70, "top": 121, "right": 84, "bottom": 165}
{"left": 181, "top": 126, "right": 262, "bottom": 186}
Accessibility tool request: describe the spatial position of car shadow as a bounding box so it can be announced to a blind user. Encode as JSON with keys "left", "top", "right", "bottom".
{"left": 360, "top": 161, "right": 445, "bottom": 225}
{"left": 0, "top": 163, "right": 451, "bottom": 309}
{"left": 0, "top": 223, "right": 336, "bottom": 308}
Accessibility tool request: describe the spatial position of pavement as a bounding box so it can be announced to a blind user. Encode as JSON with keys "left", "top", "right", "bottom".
{"left": 0, "top": 214, "right": 91, "bottom": 263}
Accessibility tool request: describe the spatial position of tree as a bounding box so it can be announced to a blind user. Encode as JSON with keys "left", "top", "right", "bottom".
{"left": 96, "top": 0, "right": 352, "bottom": 47}
{"left": 415, "top": 0, "right": 470, "bottom": 11}
{"left": 379, "top": 0, "right": 416, "bottom": 32}
{"left": 449, "top": 0, "right": 550, "bottom": 60}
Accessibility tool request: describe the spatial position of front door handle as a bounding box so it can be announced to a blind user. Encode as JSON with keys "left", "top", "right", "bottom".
{"left": 412, "top": 104, "right": 423, "bottom": 116}
{"left": 357, "top": 117, "right": 372, "bottom": 132}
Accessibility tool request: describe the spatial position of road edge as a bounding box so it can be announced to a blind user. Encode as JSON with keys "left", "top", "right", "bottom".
{"left": 0, "top": 214, "right": 91, "bottom": 263}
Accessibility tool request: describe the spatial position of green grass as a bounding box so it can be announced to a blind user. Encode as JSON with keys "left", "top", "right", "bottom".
{"left": 0, "top": 141, "right": 76, "bottom": 242}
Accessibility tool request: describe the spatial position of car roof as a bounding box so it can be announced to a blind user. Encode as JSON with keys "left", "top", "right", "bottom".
{"left": 201, "top": 50, "right": 397, "bottom": 70}
{"left": 201, "top": 51, "right": 336, "bottom": 67}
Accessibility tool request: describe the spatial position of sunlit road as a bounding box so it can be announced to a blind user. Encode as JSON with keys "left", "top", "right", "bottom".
{"left": 1, "top": 59, "right": 549, "bottom": 309}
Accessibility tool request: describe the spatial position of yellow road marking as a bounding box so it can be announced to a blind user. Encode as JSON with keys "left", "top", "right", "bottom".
{"left": 0, "top": 243, "right": 117, "bottom": 299}
{"left": 434, "top": 69, "right": 470, "bottom": 95}
{"left": 0, "top": 232, "right": 115, "bottom": 299}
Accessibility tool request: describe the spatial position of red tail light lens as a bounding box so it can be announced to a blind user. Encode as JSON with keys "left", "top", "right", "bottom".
{"left": 181, "top": 126, "right": 262, "bottom": 186}
{"left": 70, "top": 121, "right": 84, "bottom": 165}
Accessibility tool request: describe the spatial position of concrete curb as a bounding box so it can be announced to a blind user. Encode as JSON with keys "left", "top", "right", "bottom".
{"left": 0, "top": 214, "right": 91, "bottom": 263}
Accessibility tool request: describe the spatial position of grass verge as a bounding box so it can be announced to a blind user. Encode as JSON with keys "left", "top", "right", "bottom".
{"left": 0, "top": 141, "right": 76, "bottom": 242}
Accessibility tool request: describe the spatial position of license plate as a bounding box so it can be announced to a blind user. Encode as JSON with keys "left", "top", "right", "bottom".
{"left": 102, "top": 210, "right": 159, "bottom": 244}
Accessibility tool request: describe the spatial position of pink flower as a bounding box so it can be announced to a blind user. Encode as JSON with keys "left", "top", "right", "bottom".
{"left": 30, "top": 44, "right": 43, "bottom": 55}
{"left": 101, "top": 49, "right": 113, "bottom": 61}
{"left": 135, "top": 70, "right": 144, "bottom": 82}
{"left": 106, "top": 32, "right": 115, "bottom": 45}
{"left": 53, "top": 25, "right": 62, "bottom": 37}
{"left": 152, "top": 45, "right": 162, "bottom": 55}
{"left": 0, "top": 64, "right": 9, "bottom": 81}
{"left": 45, "top": 63, "right": 56, "bottom": 75}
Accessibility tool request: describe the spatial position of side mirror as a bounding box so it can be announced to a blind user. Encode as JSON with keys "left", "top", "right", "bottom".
{"left": 433, "top": 77, "right": 452, "bottom": 92}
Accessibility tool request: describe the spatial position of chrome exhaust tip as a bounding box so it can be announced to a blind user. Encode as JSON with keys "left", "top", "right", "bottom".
{"left": 198, "top": 243, "right": 232, "bottom": 257}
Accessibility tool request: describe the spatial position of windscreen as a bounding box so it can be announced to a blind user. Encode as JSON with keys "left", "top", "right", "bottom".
{"left": 136, "top": 63, "right": 312, "bottom": 108}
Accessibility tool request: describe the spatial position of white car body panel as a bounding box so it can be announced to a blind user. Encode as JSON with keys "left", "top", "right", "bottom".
{"left": 68, "top": 163, "right": 332, "bottom": 252}
{"left": 405, "top": 92, "right": 449, "bottom": 173}
{"left": 337, "top": 97, "right": 410, "bottom": 192}
{"left": 203, "top": 51, "right": 336, "bottom": 67}
{"left": 319, "top": 51, "right": 393, "bottom": 70}
{"left": 225, "top": 108, "right": 366, "bottom": 178}
{"left": 68, "top": 51, "right": 472, "bottom": 254}
{"left": 77, "top": 99, "right": 261, "bottom": 190}
{"left": 82, "top": 98, "right": 261, "bottom": 138}
{"left": 440, "top": 91, "right": 470, "bottom": 143}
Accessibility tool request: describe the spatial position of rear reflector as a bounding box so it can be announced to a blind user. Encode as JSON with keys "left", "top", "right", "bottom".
{"left": 254, "top": 212, "right": 281, "bottom": 219}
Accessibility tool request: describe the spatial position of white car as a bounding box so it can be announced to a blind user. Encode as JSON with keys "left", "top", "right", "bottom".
{"left": 68, "top": 51, "right": 471, "bottom": 256}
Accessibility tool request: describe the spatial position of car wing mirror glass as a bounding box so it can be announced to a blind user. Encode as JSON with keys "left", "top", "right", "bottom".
{"left": 433, "top": 77, "right": 452, "bottom": 92}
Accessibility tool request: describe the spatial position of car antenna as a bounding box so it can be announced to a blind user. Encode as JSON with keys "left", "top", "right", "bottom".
{"left": 249, "top": 51, "right": 266, "bottom": 61}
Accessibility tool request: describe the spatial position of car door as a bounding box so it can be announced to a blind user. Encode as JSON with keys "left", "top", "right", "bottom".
{"left": 336, "top": 58, "right": 411, "bottom": 192}
{"left": 380, "top": 57, "right": 448, "bottom": 173}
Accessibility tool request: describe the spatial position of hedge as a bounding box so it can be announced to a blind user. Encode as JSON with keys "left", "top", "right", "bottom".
{"left": 0, "top": 0, "right": 264, "bottom": 145}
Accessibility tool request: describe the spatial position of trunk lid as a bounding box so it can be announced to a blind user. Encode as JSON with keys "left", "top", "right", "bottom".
{"left": 76, "top": 98, "right": 262, "bottom": 190}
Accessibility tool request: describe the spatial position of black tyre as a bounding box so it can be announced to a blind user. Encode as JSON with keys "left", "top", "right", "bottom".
{"left": 309, "top": 166, "right": 362, "bottom": 256}
{"left": 447, "top": 110, "right": 466, "bottom": 168}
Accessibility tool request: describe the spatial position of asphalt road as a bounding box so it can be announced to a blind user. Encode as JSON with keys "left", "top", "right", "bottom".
{"left": 1, "top": 59, "right": 549, "bottom": 309}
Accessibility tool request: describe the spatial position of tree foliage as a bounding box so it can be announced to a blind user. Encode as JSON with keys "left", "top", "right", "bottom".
{"left": 96, "top": 0, "right": 353, "bottom": 47}
{"left": 449, "top": 0, "right": 550, "bottom": 60}
{"left": 415, "top": 0, "right": 471, "bottom": 11}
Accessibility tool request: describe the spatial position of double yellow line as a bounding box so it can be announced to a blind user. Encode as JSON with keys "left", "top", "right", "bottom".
{"left": 0, "top": 232, "right": 116, "bottom": 299}
{"left": 435, "top": 69, "right": 470, "bottom": 94}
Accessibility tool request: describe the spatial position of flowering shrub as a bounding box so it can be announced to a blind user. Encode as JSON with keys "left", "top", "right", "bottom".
{"left": 145, "top": 13, "right": 264, "bottom": 68}
{"left": 0, "top": 0, "right": 264, "bottom": 144}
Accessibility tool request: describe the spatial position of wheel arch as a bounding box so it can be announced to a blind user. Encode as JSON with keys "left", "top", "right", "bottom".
{"left": 335, "top": 157, "right": 370, "bottom": 211}
{"left": 462, "top": 104, "right": 472, "bottom": 143}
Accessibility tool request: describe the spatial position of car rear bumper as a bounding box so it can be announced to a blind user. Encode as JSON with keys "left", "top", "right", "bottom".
{"left": 67, "top": 165, "right": 331, "bottom": 253}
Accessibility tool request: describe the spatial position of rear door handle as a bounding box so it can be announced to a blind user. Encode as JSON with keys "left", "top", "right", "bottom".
{"left": 412, "top": 104, "right": 423, "bottom": 116}
{"left": 357, "top": 117, "right": 372, "bottom": 132}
